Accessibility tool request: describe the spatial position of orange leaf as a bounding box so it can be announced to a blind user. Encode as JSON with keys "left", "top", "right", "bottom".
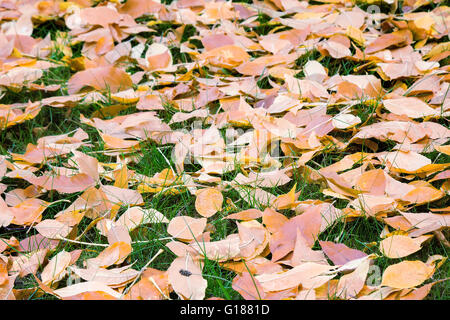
{"left": 86, "top": 242, "right": 132, "bottom": 269}
{"left": 380, "top": 235, "right": 426, "bottom": 259}
{"left": 167, "top": 216, "right": 207, "bottom": 241}
{"left": 381, "top": 261, "right": 434, "bottom": 289}
{"left": 35, "top": 219, "right": 72, "bottom": 239}
{"left": 167, "top": 255, "right": 207, "bottom": 300}
{"left": 195, "top": 188, "right": 223, "bottom": 218}
{"left": 224, "top": 209, "right": 263, "bottom": 221}
{"left": 237, "top": 220, "right": 269, "bottom": 260}
{"left": 67, "top": 66, "right": 132, "bottom": 94}
{"left": 365, "top": 29, "right": 413, "bottom": 54}
{"left": 41, "top": 250, "right": 72, "bottom": 286}
{"left": 232, "top": 271, "right": 265, "bottom": 300}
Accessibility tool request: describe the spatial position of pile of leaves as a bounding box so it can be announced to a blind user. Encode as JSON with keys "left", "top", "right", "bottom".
{"left": 0, "top": 0, "right": 449, "bottom": 300}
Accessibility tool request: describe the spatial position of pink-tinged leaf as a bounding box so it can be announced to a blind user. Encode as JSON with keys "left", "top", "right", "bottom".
{"left": 35, "top": 219, "right": 72, "bottom": 239}
{"left": 167, "top": 255, "right": 207, "bottom": 300}
{"left": 319, "top": 241, "right": 368, "bottom": 266}
{"left": 232, "top": 271, "right": 265, "bottom": 300}
{"left": 68, "top": 66, "right": 133, "bottom": 94}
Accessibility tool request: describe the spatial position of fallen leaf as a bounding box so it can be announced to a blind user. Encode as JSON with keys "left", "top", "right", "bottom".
{"left": 167, "top": 255, "right": 207, "bottom": 300}
{"left": 35, "top": 219, "right": 72, "bottom": 239}
{"left": 41, "top": 251, "right": 72, "bottom": 286}
{"left": 68, "top": 66, "right": 133, "bottom": 94}
{"left": 232, "top": 271, "right": 265, "bottom": 300}
{"left": 383, "top": 98, "right": 438, "bottom": 118}
{"left": 115, "top": 207, "right": 168, "bottom": 232}
{"left": 86, "top": 242, "right": 132, "bottom": 269}
{"left": 255, "top": 262, "right": 336, "bottom": 292}
{"left": 319, "top": 241, "right": 368, "bottom": 266}
{"left": 381, "top": 260, "right": 434, "bottom": 289}
{"left": 167, "top": 216, "right": 207, "bottom": 241}
{"left": 195, "top": 188, "right": 223, "bottom": 218}
{"left": 53, "top": 281, "right": 122, "bottom": 299}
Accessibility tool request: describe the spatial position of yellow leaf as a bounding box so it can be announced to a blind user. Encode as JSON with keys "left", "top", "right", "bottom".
{"left": 381, "top": 261, "right": 434, "bottom": 289}
{"left": 379, "top": 235, "right": 422, "bottom": 259}
{"left": 346, "top": 26, "right": 365, "bottom": 46}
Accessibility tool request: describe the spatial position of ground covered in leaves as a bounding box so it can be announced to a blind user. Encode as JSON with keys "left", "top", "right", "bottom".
{"left": 0, "top": 0, "right": 449, "bottom": 300}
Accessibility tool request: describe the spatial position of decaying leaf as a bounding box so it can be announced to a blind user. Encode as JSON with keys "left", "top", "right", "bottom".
{"left": 195, "top": 188, "right": 223, "bottom": 218}
{"left": 255, "top": 262, "right": 337, "bottom": 292}
{"left": 167, "top": 216, "right": 207, "bottom": 241}
{"left": 115, "top": 207, "right": 169, "bottom": 231}
{"left": 167, "top": 255, "right": 207, "bottom": 300}
{"left": 85, "top": 242, "right": 132, "bottom": 269}
{"left": 34, "top": 219, "right": 72, "bottom": 239}
{"left": 0, "top": 0, "right": 448, "bottom": 301}
{"left": 53, "top": 281, "right": 122, "bottom": 299}
{"left": 381, "top": 261, "right": 434, "bottom": 289}
{"left": 379, "top": 235, "right": 429, "bottom": 259}
{"left": 41, "top": 250, "right": 72, "bottom": 286}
